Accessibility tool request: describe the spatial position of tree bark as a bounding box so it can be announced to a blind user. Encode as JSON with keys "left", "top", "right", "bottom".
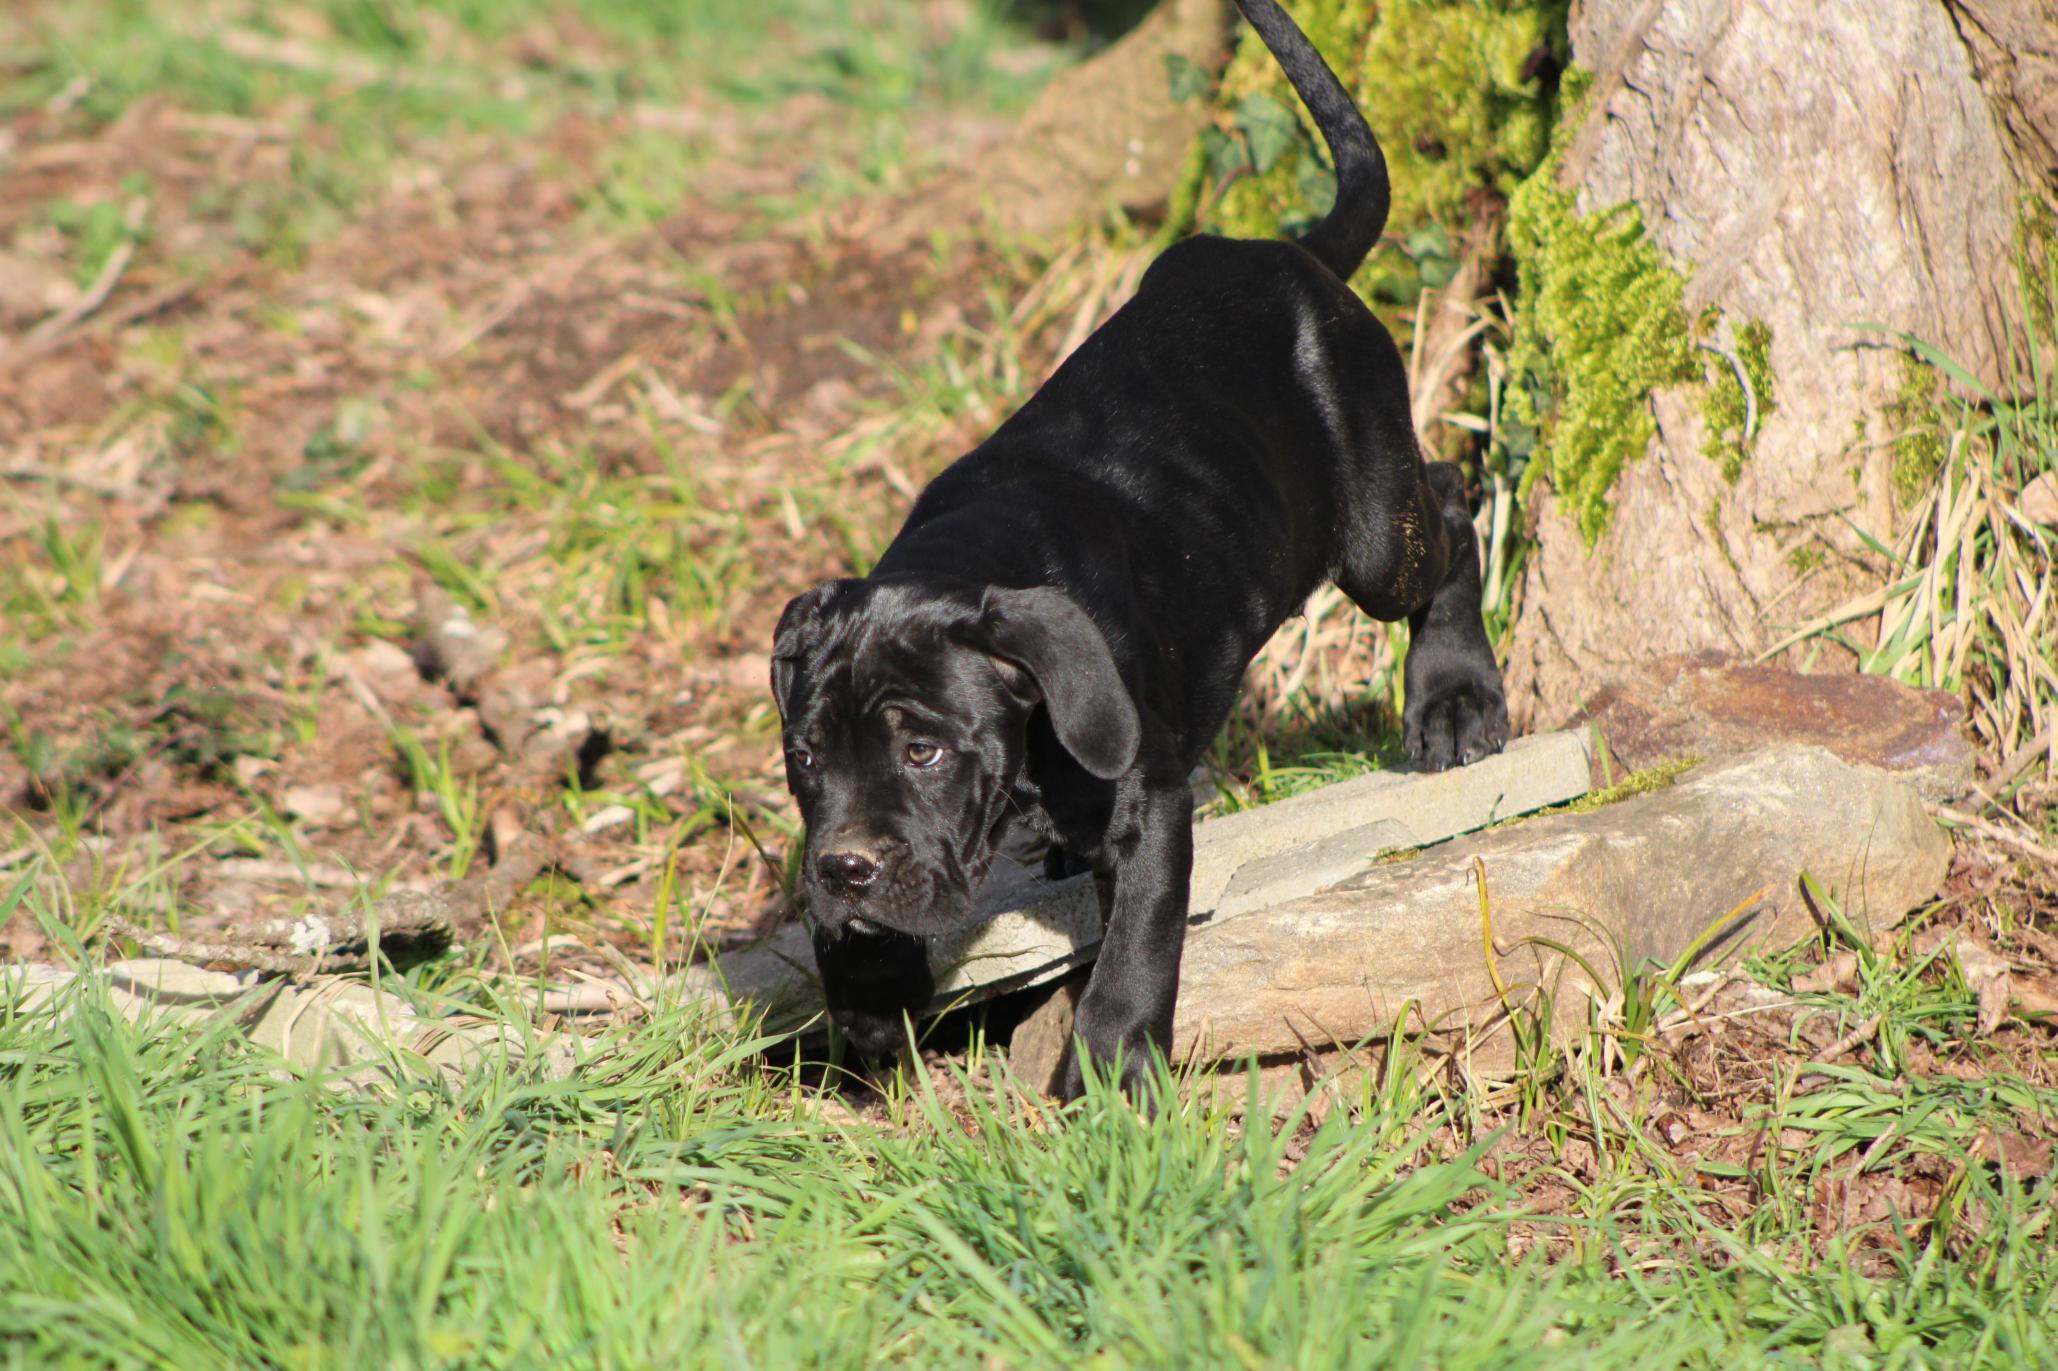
{"left": 1504, "top": 0, "right": 2049, "bottom": 729}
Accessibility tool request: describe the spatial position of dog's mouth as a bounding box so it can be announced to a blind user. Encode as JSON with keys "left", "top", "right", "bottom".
{"left": 823, "top": 901, "right": 968, "bottom": 938}
{"left": 811, "top": 871, "right": 979, "bottom": 939}
{"left": 803, "top": 834, "right": 1003, "bottom": 939}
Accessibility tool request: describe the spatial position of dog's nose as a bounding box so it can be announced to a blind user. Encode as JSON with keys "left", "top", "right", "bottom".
{"left": 816, "top": 849, "right": 881, "bottom": 893}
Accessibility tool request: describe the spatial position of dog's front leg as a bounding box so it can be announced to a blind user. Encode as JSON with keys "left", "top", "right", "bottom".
{"left": 1060, "top": 763, "right": 1194, "bottom": 1105}
{"left": 812, "top": 922, "right": 934, "bottom": 1065}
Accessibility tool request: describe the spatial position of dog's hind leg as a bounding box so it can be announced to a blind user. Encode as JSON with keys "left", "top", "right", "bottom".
{"left": 1337, "top": 460, "right": 1509, "bottom": 771}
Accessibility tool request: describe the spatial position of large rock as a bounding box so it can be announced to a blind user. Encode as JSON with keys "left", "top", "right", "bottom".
{"left": 690, "top": 730, "right": 1596, "bottom": 1031}
{"left": 1503, "top": 0, "right": 2043, "bottom": 727}
{"left": 1170, "top": 746, "right": 1949, "bottom": 1070}
{"left": 1579, "top": 652, "right": 1975, "bottom": 800}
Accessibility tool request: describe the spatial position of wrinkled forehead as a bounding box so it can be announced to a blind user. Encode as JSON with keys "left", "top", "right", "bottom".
{"left": 785, "top": 586, "right": 988, "bottom": 732}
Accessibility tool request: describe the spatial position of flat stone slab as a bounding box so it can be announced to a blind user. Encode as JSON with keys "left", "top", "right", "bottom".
{"left": 684, "top": 729, "right": 1595, "bottom": 1029}
{"left": 1579, "top": 651, "right": 1974, "bottom": 800}
{"left": 1170, "top": 745, "right": 1949, "bottom": 1071}
{"left": 4, "top": 959, "right": 592, "bottom": 1086}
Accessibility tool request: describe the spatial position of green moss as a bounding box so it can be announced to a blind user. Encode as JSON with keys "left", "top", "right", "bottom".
{"left": 1189, "top": 0, "right": 1569, "bottom": 316}
{"left": 1484, "top": 756, "right": 1701, "bottom": 833}
{"left": 1500, "top": 78, "right": 1775, "bottom": 538}
{"left": 1884, "top": 352, "right": 1948, "bottom": 504}
{"left": 1563, "top": 756, "right": 1699, "bottom": 812}
{"left": 1699, "top": 316, "right": 1775, "bottom": 482}
{"left": 1504, "top": 139, "right": 1697, "bottom": 543}
{"left": 2017, "top": 193, "right": 2058, "bottom": 339}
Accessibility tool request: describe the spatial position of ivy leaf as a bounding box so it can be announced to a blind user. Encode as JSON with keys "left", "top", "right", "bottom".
{"left": 1163, "top": 53, "right": 1209, "bottom": 103}
{"left": 1202, "top": 126, "right": 1247, "bottom": 182}
{"left": 1404, "top": 223, "right": 1459, "bottom": 289}
{"left": 1404, "top": 223, "right": 1452, "bottom": 261}
{"left": 1294, "top": 156, "right": 1337, "bottom": 219}
{"left": 1419, "top": 254, "right": 1461, "bottom": 290}
{"left": 1234, "top": 93, "right": 1299, "bottom": 176}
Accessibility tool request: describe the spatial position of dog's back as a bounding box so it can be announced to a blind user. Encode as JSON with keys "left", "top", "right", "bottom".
{"left": 874, "top": 0, "right": 1419, "bottom": 754}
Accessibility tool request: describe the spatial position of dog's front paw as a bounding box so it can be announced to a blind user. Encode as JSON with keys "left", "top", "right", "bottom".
{"left": 830, "top": 1006, "right": 912, "bottom": 1064}
{"left": 1058, "top": 1008, "right": 1166, "bottom": 1111}
{"left": 1403, "top": 674, "right": 1509, "bottom": 772}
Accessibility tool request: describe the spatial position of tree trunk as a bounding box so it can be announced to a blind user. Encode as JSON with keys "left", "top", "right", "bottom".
{"left": 1503, "top": 0, "right": 2050, "bottom": 729}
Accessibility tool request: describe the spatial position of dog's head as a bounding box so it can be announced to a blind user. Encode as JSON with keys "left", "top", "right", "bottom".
{"left": 771, "top": 576, "right": 1138, "bottom": 937}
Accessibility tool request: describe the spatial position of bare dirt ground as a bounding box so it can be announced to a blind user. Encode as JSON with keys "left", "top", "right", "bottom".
{"left": 2, "top": 5, "right": 1070, "bottom": 979}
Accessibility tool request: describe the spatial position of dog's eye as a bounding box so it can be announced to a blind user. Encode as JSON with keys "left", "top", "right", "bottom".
{"left": 788, "top": 747, "right": 816, "bottom": 773}
{"left": 904, "top": 742, "right": 945, "bottom": 769}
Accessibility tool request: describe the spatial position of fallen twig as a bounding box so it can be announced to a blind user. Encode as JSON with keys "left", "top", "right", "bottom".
{"left": 1796, "top": 1014, "right": 1883, "bottom": 1084}
{"left": 22, "top": 239, "right": 135, "bottom": 351}
{"left": 1931, "top": 803, "right": 2058, "bottom": 869}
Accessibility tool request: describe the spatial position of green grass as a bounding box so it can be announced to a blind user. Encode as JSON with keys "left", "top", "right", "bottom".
{"left": 2, "top": 948, "right": 2055, "bottom": 1368}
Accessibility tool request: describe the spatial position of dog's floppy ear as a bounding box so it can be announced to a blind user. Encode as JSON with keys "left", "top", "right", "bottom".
{"left": 975, "top": 586, "right": 1139, "bottom": 780}
{"left": 771, "top": 581, "right": 845, "bottom": 715}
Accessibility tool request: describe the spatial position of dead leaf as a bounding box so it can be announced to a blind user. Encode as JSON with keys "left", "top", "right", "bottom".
{"left": 1794, "top": 950, "right": 1860, "bottom": 994}
{"left": 2019, "top": 470, "right": 2058, "bottom": 527}
{"left": 2014, "top": 971, "right": 2058, "bottom": 1017}
{"left": 1913, "top": 929, "right": 2014, "bottom": 1034}
{"left": 1971, "top": 1128, "right": 2054, "bottom": 1177}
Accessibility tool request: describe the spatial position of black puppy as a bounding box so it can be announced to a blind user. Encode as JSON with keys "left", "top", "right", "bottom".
{"left": 772, "top": 0, "right": 1508, "bottom": 1099}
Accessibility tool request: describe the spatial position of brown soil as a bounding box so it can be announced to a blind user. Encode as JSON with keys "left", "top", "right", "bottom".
{"left": 0, "top": 70, "right": 1031, "bottom": 971}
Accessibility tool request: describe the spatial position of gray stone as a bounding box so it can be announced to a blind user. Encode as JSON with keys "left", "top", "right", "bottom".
{"left": 688, "top": 730, "right": 1596, "bottom": 1031}
{"left": 1171, "top": 746, "right": 1949, "bottom": 1072}
{"left": 283, "top": 784, "right": 349, "bottom": 825}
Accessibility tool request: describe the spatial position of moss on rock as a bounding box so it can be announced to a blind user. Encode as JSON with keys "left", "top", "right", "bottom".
{"left": 1884, "top": 352, "right": 1949, "bottom": 505}
{"left": 1501, "top": 78, "right": 1775, "bottom": 540}
{"left": 2016, "top": 192, "right": 2058, "bottom": 345}
{"left": 1699, "top": 316, "right": 1776, "bottom": 483}
{"left": 1503, "top": 141, "right": 1696, "bottom": 543}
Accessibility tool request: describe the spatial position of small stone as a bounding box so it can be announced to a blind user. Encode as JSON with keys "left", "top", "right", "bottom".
{"left": 1579, "top": 652, "right": 1973, "bottom": 799}
{"left": 349, "top": 639, "right": 422, "bottom": 705}
{"left": 283, "top": 783, "right": 348, "bottom": 825}
{"left": 524, "top": 706, "right": 594, "bottom": 764}
{"left": 411, "top": 596, "right": 507, "bottom": 692}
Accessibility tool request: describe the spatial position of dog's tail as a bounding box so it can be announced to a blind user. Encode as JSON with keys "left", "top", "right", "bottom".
{"left": 1232, "top": 0, "right": 1388, "bottom": 279}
